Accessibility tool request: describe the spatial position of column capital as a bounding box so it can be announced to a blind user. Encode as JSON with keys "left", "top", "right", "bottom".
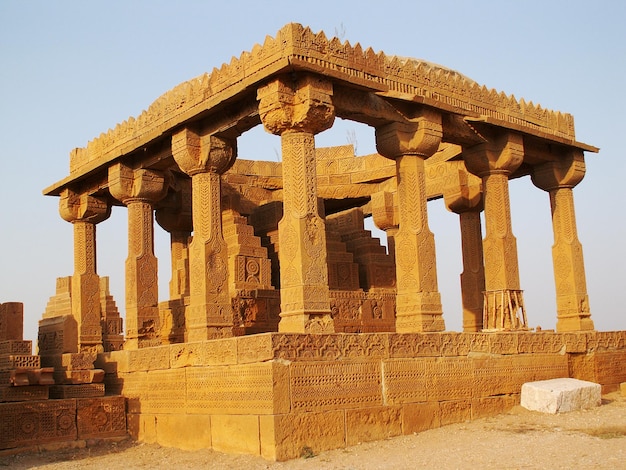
{"left": 258, "top": 74, "right": 335, "bottom": 136}
{"left": 108, "top": 163, "right": 168, "bottom": 205}
{"left": 371, "top": 191, "right": 398, "bottom": 231}
{"left": 59, "top": 188, "right": 111, "bottom": 224}
{"left": 172, "top": 128, "right": 236, "bottom": 176}
{"left": 463, "top": 131, "right": 524, "bottom": 177}
{"left": 375, "top": 108, "right": 443, "bottom": 160}
{"left": 531, "top": 149, "right": 586, "bottom": 191}
{"left": 443, "top": 171, "right": 483, "bottom": 214}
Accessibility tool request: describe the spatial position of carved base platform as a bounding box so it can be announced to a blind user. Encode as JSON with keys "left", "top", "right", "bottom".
{"left": 96, "top": 331, "right": 626, "bottom": 461}
{"left": 0, "top": 396, "right": 126, "bottom": 450}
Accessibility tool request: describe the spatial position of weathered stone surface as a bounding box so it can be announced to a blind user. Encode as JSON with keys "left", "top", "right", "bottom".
{"left": 345, "top": 406, "right": 402, "bottom": 446}
{"left": 211, "top": 415, "right": 260, "bottom": 455}
{"left": 0, "top": 399, "right": 76, "bottom": 449}
{"left": 521, "top": 378, "right": 601, "bottom": 413}
{"left": 260, "top": 411, "right": 345, "bottom": 461}
{"left": 77, "top": 396, "right": 127, "bottom": 439}
{"left": 0, "top": 303, "right": 23, "bottom": 341}
{"left": 49, "top": 383, "right": 105, "bottom": 399}
{"left": 153, "top": 414, "right": 211, "bottom": 451}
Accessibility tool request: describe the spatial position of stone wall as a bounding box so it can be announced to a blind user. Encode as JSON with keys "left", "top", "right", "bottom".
{"left": 96, "top": 331, "right": 626, "bottom": 460}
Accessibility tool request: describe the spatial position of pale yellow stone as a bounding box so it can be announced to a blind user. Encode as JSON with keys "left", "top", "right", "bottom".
{"left": 211, "top": 415, "right": 260, "bottom": 455}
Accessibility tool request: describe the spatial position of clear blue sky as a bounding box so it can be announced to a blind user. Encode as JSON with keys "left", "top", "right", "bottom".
{"left": 1, "top": 0, "right": 624, "bottom": 343}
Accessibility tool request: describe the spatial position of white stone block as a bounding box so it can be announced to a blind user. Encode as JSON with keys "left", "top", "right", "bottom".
{"left": 521, "top": 378, "right": 601, "bottom": 414}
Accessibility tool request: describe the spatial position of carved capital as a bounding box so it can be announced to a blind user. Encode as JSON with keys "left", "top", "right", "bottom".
{"left": 375, "top": 109, "right": 442, "bottom": 160}
{"left": 59, "top": 189, "right": 111, "bottom": 224}
{"left": 172, "top": 128, "right": 236, "bottom": 176}
{"left": 155, "top": 176, "right": 192, "bottom": 233}
{"left": 258, "top": 74, "right": 335, "bottom": 135}
{"left": 108, "top": 163, "right": 167, "bottom": 204}
{"left": 463, "top": 131, "right": 524, "bottom": 177}
{"left": 443, "top": 171, "right": 483, "bottom": 214}
{"left": 531, "top": 149, "right": 586, "bottom": 191}
{"left": 371, "top": 191, "right": 398, "bottom": 231}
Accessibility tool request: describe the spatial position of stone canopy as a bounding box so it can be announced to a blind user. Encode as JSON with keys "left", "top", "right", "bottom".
{"left": 42, "top": 22, "right": 598, "bottom": 351}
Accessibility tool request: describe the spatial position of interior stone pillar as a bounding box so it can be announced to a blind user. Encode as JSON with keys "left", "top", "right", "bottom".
{"left": 258, "top": 75, "right": 335, "bottom": 333}
{"left": 371, "top": 191, "right": 398, "bottom": 262}
{"left": 443, "top": 175, "right": 485, "bottom": 332}
{"left": 172, "top": 128, "right": 236, "bottom": 341}
{"left": 59, "top": 189, "right": 111, "bottom": 352}
{"left": 463, "top": 132, "right": 525, "bottom": 330}
{"left": 155, "top": 177, "right": 192, "bottom": 300}
{"left": 375, "top": 111, "right": 445, "bottom": 332}
{"left": 108, "top": 163, "right": 167, "bottom": 349}
{"left": 532, "top": 150, "right": 594, "bottom": 331}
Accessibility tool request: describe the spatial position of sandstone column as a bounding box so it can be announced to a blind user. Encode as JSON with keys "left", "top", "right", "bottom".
{"left": 108, "top": 163, "right": 167, "bottom": 349}
{"left": 172, "top": 128, "right": 236, "bottom": 341}
{"left": 375, "top": 111, "right": 445, "bottom": 332}
{"left": 371, "top": 191, "right": 398, "bottom": 262}
{"left": 258, "top": 75, "right": 335, "bottom": 333}
{"left": 155, "top": 177, "right": 192, "bottom": 300}
{"left": 531, "top": 150, "right": 594, "bottom": 331}
{"left": 59, "top": 189, "right": 111, "bottom": 352}
{"left": 443, "top": 175, "right": 486, "bottom": 332}
{"left": 463, "top": 132, "right": 525, "bottom": 330}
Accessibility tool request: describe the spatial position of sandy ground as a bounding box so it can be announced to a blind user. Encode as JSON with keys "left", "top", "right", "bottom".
{"left": 2, "top": 392, "right": 625, "bottom": 470}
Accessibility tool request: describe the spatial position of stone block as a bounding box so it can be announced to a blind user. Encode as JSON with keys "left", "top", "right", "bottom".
{"left": 260, "top": 411, "right": 345, "bottom": 461}
{"left": 95, "top": 350, "right": 129, "bottom": 374}
{"left": 402, "top": 402, "right": 441, "bottom": 433}
{"left": 211, "top": 415, "right": 260, "bottom": 456}
{"left": 521, "top": 378, "right": 601, "bottom": 414}
{"left": 0, "top": 384, "right": 48, "bottom": 402}
{"left": 49, "top": 383, "right": 105, "bottom": 399}
{"left": 77, "top": 396, "right": 127, "bottom": 439}
{"left": 37, "top": 315, "right": 78, "bottom": 355}
{"left": 439, "top": 400, "right": 471, "bottom": 425}
{"left": 0, "top": 354, "right": 40, "bottom": 371}
{"left": 236, "top": 333, "right": 275, "bottom": 364}
{"left": 127, "top": 413, "right": 157, "bottom": 443}
{"left": 345, "top": 406, "right": 402, "bottom": 446}
{"left": 186, "top": 362, "right": 289, "bottom": 415}
{"left": 127, "top": 344, "right": 170, "bottom": 371}
{"left": 621, "top": 382, "right": 626, "bottom": 397}
{"left": 170, "top": 338, "right": 237, "bottom": 368}
{"left": 290, "top": 360, "right": 382, "bottom": 412}
{"left": 471, "top": 395, "right": 518, "bottom": 419}
{"left": 0, "top": 340, "right": 32, "bottom": 356}
{"left": 594, "top": 351, "right": 626, "bottom": 390}
{"left": 60, "top": 369, "right": 105, "bottom": 384}
{"left": 0, "top": 302, "right": 23, "bottom": 341}
{"left": 153, "top": 414, "right": 211, "bottom": 451}
{"left": 0, "top": 399, "right": 76, "bottom": 450}
{"left": 139, "top": 368, "right": 186, "bottom": 414}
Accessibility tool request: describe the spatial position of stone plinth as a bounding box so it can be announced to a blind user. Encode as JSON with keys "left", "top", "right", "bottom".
{"left": 521, "top": 378, "right": 601, "bottom": 414}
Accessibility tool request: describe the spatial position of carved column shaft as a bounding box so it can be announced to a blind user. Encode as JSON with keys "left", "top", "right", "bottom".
{"left": 60, "top": 190, "right": 110, "bottom": 352}
{"left": 109, "top": 163, "right": 167, "bottom": 349}
{"left": 458, "top": 211, "right": 485, "bottom": 331}
{"left": 169, "top": 231, "right": 190, "bottom": 299}
{"left": 482, "top": 172, "right": 520, "bottom": 291}
{"left": 376, "top": 114, "right": 445, "bottom": 332}
{"left": 258, "top": 74, "right": 335, "bottom": 333}
{"left": 172, "top": 128, "right": 236, "bottom": 341}
{"left": 444, "top": 173, "right": 485, "bottom": 332}
{"left": 187, "top": 171, "right": 231, "bottom": 340}
{"left": 124, "top": 199, "right": 160, "bottom": 348}
{"left": 278, "top": 131, "right": 332, "bottom": 332}
{"left": 532, "top": 152, "right": 594, "bottom": 331}
{"left": 464, "top": 132, "right": 525, "bottom": 330}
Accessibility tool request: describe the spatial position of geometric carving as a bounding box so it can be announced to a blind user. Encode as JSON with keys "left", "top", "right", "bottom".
{"left": 0, "top": 303, "right": 23, "bottom": 342}
{"left": 77, "top": 396, "right": 127, "bottom": 439}
{"left": 290, "top": 361, "right": 382, "bottom": 411}
{"left": 0, "top": 399, "right": 76, "bottom": 449}
{"left": 185, "top": 362, "right": 289, "bottom": 415}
